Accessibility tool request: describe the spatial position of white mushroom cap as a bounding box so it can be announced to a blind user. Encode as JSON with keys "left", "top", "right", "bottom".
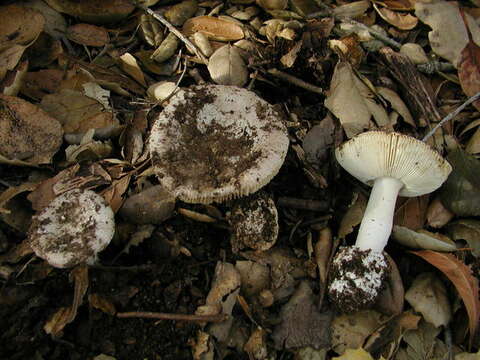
{"left": 335, "top": 131, "right": 452, "bottom": 197}
{"left": 148, "top": 85, "right": 289, "bottom": 204}
{"left": 28, "top": 189, "right": 115, "bottom": 268}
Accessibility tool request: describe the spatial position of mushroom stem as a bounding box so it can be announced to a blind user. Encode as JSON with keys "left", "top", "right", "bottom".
{"left": 355, "top": 177, "right": 404, "bottom": 253}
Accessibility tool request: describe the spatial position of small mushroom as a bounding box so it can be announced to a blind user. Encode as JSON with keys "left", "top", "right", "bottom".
{"left": 28, "top": 189, "right": 115, "bottom": 268}
{"left": 148, "top": 84, "right": 289, "bottom": 204}
{"left": 328, "top": 131, "right": 452, "bottom": 312}
{"left": 228, "top": 192, "right": 279, "bottom": 252}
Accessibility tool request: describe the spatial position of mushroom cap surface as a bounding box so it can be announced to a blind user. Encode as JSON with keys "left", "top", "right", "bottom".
{"left": 28, "top": 189, "right": 115, "bottom": 268}
{"left": 335, "top": 131, "right": 452, "bottom": 197}
{"left": 228, "top": 192, "right": 279, "bottom": 252}
{"left": 328, "top": 246, "right": 389, "bottom": 313}
{"left": 148, "top": 85, "right": 289, "bottom": 204}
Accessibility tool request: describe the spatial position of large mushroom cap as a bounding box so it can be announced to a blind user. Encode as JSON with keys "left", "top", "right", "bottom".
{"left": 335, "top": 131, "right": 452, "bottom": 197}
{"left": 28, "top": 189, "right": 115, "bottom": 268}
{"left": 148, "top": 85, "right": 289, "bottom": 204}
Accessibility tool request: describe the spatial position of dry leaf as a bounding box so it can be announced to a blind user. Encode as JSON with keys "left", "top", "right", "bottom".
{"left": 43, "top": 0, "right": 134, "bottom": 24}
{"left": 208, "top": 44, "right": 248, "bottom": 86}
{"left": 20, "top": 0, "right": 67, "bottom": 39}
{"left": 441, "top": 148, "right": 480, "bottom": 217}
{"left": 0, "top": 45, "right": 27, "bottom": 83}
{"left": 40, "top": 89, "right": 119, "bottom": 135}
{"left": 332, "top": 310, "right": 387, "bottom": 354}
{"left": 458, "top": 10, "right": 480, "bottom": 111}
{"left": 164, "top": 0, "right": 198, "bottom": 27}
{"left": 0, "top": 94, "right": 63, "bottom": 165}
{"left": 0, "top": 5, "right": 45, "bottom": 52}
{"left": 101, "top": 174, "right": 131, "bottom": 212}
{"left": 447, "top": 219, "right": 480, "bottom": 257}
{"left": 235, "top": 260, "right": 270, "bottom": 298}
{"left": 376, "top": 87, "right": 415, "bottom": 127}
{"left": 332, "top": 348, "right": 375, "bottom": 360}
{"left": 392, "top": 226, "right": 456, "bottom": 252}
{"left": 89, "top": 293, "right": 116, "bottom": 315}
{"left": 25, "top": 33, "right": 63, "bottom": 69}
{"left": 44, "top": 265, "right": 89, "bottom": 336}
{"left": 333, "top": 0, "right": 370, "bottom": 19}
{"left": 1, "top": 60, "right": 28, "bottom": 96}
{"left": 67, "top": 24, "right": 109, "bottom": 47}
{"left": 405, "top": 272, "right": 452, "bottom": 327}
{"left": 21, "top": 69, "right": 64, "bottom": 100}
{"left": 373, "top": 4, "right": 418, "bottom": 30}
{"left": 415, "top": 0, "right": 480, "bottom": 67}
{"left": 119, "top": 185, "right": 175, "bottom": 224}
{"left": 119, "top": 53, "right": 147, "bottom": 87}
{"left": 411, "top": 250, "right": 480, "bottom": 345}
{"left": 394, "top": 196, "right": 429, "bottom": 230}
{"left": 272, "top": 281, "right": 333, "bottom": 350}
{"left": 183, "top": 16, "right": 244, "bottom": 41}
{"left": 325, "top": 61, "right": 389, "bottom": 138}
{"left": 338, "top": 192, "right": 367, "bottom": 239}
{"left": 426, "top": 197, "right": 455, "bottom": 229}
{"left": 151, "top": 32, "right": 179, "bottom": 63}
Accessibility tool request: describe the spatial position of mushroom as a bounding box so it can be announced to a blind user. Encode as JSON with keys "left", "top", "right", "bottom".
{"left": 148, "top": 84, "right": 289, "bottom": 204}
{"left": 28, "top": 189, "right": 115, "bottom": 268}
{"left": 227, "top": 192, "right": 279, "bottom": 253}
{"left": 328, "top": 131, "right": 452, "bottom": 312}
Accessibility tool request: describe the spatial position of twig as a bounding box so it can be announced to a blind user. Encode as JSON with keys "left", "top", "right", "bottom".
{"left": 116, "top": 311, "right": 227, "bottom": 323}
{"left": 422, "top": 91, "right": 480, "bottom": 142}
{"left": 346, "top": 20, "right": 402, "bottom": 49}
{"left": 417, "top": 61, "right": 456, "bottom": 74}
{"left": 267, "top": 68, "right": 324, "bottom": 94}
{"left": 136, "top": 3, "right": 208, "bottom": 65}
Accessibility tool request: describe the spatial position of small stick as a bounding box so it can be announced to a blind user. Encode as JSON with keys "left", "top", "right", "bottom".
{"left": 116, "top": 311, "right": 227, "bottom": 323}
{"left": 422, "top": 91, "right": 480, "bottom": 142}
{"left": 267, "top": 68, "right": 324, "bottom": 94}
{"left": 136, "top": 3, "right": 209, "bottom": 65}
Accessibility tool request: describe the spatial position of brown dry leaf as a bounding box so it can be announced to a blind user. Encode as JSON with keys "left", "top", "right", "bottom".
{"left": 394, "top": 195, "right": 429, "bottom": 230}
{"left": 338, "top": 192, "right": 367, "bottom": 239}
{"left": 101, "top": 174, "right": 131, "bottom": 212}
{"left": 405, "top": 272, "right": 452, "bottom": 327}
{"left": 333, "top": 0, "right": 370, "bottom": 19}
{"left": 89, "top": 293, "right": 116, "bottom": 315}
{"left": 0, "top": 45, "right": 27, "bottom": 83}
{"left": 329, "top": 35, "right": 364, "bottom": 68}
{"left": 40, "top": 89, "right": 118, "bottom": 135}
{"left": 20, "top": 0, "right": 67, "bottom": 39}
{"left": 65, "top": 133, "right": 113, "bottom": 164}
{"left": 447, "top": 219, "right": 480, "bottom": 257}
{"left": 376, "top": 87, "right": 415, "bottom": 127}
{"left": 411, "top": 250, "right": 480, "bottom": 344}
{"left": 21, "top": 69, "right": 65, "bottom": 100}
{"left": 466, "top": 127, "right": 480, "bottom": 154}
{"left": 244, "top": 327, "right": 268, "bottom": 359}
{"left": 119, "top": 185, "right": 175, "bottom": 224}
{"left": 208, "top": 44, "right": 248, "bottom": 87}
{"left": 0, "top": 94, "right": 63, "bottom": 165}
{"left": 325, "top": 61, "right": 389, "bottom": 138}
{"left": 0, "top": 182, "right": 39, "bottom": 214}
{"left": 44, "top": 265, "right": 89, "bottom": 337}
{"left": 24, "top": 33, "right": 63, "bottom": 69}
{"left": 415, "top": 0, "right": 480, "bottom": 68}
{"left": 426, "top": 197, "right": 455, "bottom": 229}
{"left": 44, "top": 0, "right": 134, "bottom": 24}
{"left": 27, "top": 164, "right": 80, "bottom": 211}
{"left": 1, "top": 60, "right": 28, "bottom": 96}
{"left": 333, "top": 348, "right": 375, "bottom": 360}
{"left": 0, "top": 5, "right": 45, "bottom": 52}
{"left": 458, "top": 10, "right": 480, "bottom": 111}
{"left": 164, "top": 0, "right": 198, "bottom": 27}
{"left": 67, "top": 24, "right": 109, "bottom": 47}
{"left": 235, "top": 260, "right": 270, "bottom": 298}
{"left": 374, "top": 0, "right": 414, "bottom": 10}
{"left": 183, "top": 16, "right": 245, "bottom": 41}
{"left": 373, "top": 4, "right": 418, "bottom": 30}
{"left": 272, "top": 281, "right": 333, "bottom": 350}
{"left": 119, "top": 53, "right": 147, "bottom": 87}
{"left": 332, "top": 310, "right": 388, "bottom": 354}
{"left": 375, "top": 254, "right": 404, "bottom": 316}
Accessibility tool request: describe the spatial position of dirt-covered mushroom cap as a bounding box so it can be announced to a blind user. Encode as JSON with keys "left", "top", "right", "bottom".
{"left": 28, "top": 189, "right": 115, "bottom": 268}
{"left": 148, "top": 85, "right": 289, "bottom": 204}
{"left": 328, "top": 246, "right": 389, "bottom": 312}
{"left": 335, "top": 131, "right": 452, "bottom": 197}
{"left": 228, "top": 192, "right": 279, "bottom": 252}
